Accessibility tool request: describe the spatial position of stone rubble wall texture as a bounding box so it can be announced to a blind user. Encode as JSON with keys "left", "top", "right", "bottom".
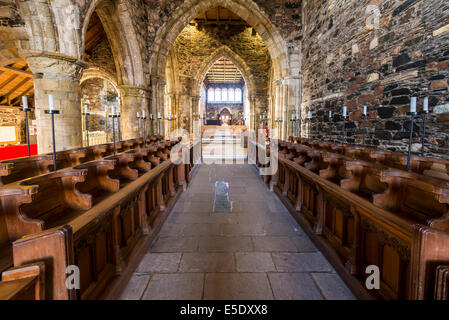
{"left": 174, "top": 25, "right": 270, "bottom": 118}
{"left": 0, "top": 106, "right": 26, "bottom": 143}
{"left": 80, "top": 77, "right": 118, "bottom": 133}
{"left": 301, "top": 0, "right": 449, "bottom": 158}
{"left": 86, "top": 38, "right": 117, "bottom": 78}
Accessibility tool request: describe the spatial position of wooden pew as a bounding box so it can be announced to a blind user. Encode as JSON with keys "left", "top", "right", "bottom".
{"left": 0, "top": 156, "right": 53, "bottom": 185}
{"left": 10, "top": 150, "right": 191, "bottom": 299}
{"left": 83, "top": 144, "right": 109, "bottom": 162}
{"left": 341, "top": 160, "right": 388, "bottom": 201}
{"left": 319, "top": 153, "right": 351, "bottom": 185}
{"left": 72, "top": 160, "right": 120, "bottom": 205}
{"left": 0, "top": 170, "right": 91, "bottom": 241}
{"left": 0, "top": 262, "right": 45, "bottom": 300}
{"left": 103, "top": 153, "right": 139, "bottom": 184}
{"left": 254, "top": 138, "right": 449, "bottom": 300}
{"left": 125, "top": 149, "right": 152, "bottom": 173}
{"left": 55, "top": 148, "right": 88, "bottom": 169}
{"left": 372, "top": 170, "right": 449, "bottom": 229}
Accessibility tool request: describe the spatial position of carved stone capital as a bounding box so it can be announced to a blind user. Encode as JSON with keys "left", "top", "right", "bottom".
{"left": 24, "top": 50, "right": 89, "bottom": 80}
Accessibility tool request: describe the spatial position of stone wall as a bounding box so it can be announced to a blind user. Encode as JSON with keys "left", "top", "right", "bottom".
{"left": 146, "top": 0, "right": 303, "bottom": 53}
{"left": 86, "top": 38, "right": 117, "bottom": 78}
{"left": 301, "top": 0, "right": 449, "bottom": 158}
{"left": 0, "top": 106, "right": 26, "bottom": 144}
{"left": 81, "top": 77, "right": 119, "bottom": 133}
{"left": 174, "top": 24, "right": 271, "bottom": 115}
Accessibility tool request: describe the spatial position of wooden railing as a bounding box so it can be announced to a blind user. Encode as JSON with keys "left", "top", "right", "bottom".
{"left": 251, "top": 138, "right": 449, "bottom": 300}
{"left": 0, "top": 136, "right": 163, "bottom": 186}
{"left": 0, "top": 137, "right": 195, "bottom": 299}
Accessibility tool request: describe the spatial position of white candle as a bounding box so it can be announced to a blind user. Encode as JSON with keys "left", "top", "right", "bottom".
{"left": 22, "top": 96, "right": 28, "bottom": 108}
{"left": 363, "top": 106, "right": 367, "bottom": 116}
{"left": 137, "top": 111, "right": 140, "bottom": 118}
{"left": 423, "top": 97, "right": 429, "bottom": 112}
{"left": 291, "top": 113, "right": 295, "bottom": 120}
{"left": 158, "top": 112, "right": 161, "bottom": 118}
{"left": 343, "top": 106, "right": 347, "bottom": 117}
{"left": 329, "top": 110, "right": 332, "bottom": 118}
{"left": 308, "top": 111, "right": 312, "bottom": 119}
{"left": 410, "top": 97, "right": 417, "bottom": 113}
{"left": 142, "top": 109, "right": 145, "bottom": 118}
{"left": 150, "top": 113, "right": 153, "bottom": 120}
{"left": 111, "top": 106, "right": 115, "bottom": 115}
{"left": 84, "top": 105, "right": 87, "bottom": 114}
{"left": 48, "top": 94, "right": 54, "bottom": 110}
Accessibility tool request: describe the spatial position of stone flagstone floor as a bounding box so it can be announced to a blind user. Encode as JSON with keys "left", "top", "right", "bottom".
{"left": 120, "top": 164, "right": 355, "bottom": 300}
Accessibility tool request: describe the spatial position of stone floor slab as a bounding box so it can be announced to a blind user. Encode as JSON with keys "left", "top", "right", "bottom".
{"left": 136, "top": 253, "right": 182, "bottom": 273}
{"left": 142, "top": 273, "right": 204, "bottom": 300}
{"left": 119, "top": 274, "right": 151, "bottom": 300}
{"left": 179, "top": 253, "right": 235, "bottom": 272}
{"left": 198, "top": 236, "right": 254, "bottom": 252}
{"left": 312, "top": 273, "right": 356, "bottom": 300}
{"left": 235, "top": 252, "right": 276, "bottom": 272}
{"left": 150, "top": 236, "right": 199, "bottom": 253}
{"left": 204, "top": 273, "right": 273, "bottom": 300}
{"left": 269, "top": 273, "right": 323, "bottom": 300}
{"left": 272, "top": 252, "right": 333, "bottom": 272}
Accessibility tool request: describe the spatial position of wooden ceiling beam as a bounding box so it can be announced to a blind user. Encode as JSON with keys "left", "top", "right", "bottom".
{"left": 0, "top": 66, "right": 33, "bottom": 78}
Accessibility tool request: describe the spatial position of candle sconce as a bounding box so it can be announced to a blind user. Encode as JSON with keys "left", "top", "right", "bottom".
{"left": 82, "top": 102, "right": 90, "bottom": 147}
{"left": 341, "top": 114, "right": 348, "bottom": 155}
{"left": 157, "top": 113, "right": 162, "bottom": 135}
{"left": 165, "top": 113, "right": 174, "bottom": 137}
{"left": 45, "top": 94, "right": 60, "bottom": 170}
{"left": 328, "top": 111, "right": 333, "bottom": 141}
{"left": 274, "top": 118, "right": 283, "bottom": 139}
{"left": 109, "top": 109, "right": 119, "bottom": 154}
{"left": 21, "top": 96, "right": 32, "bottom": 157}
{"left": 150, "top": 114, "right": 155, "bottom": 135}
{"left": 420, "top": 98, "right": 432, "bottom": 157}
{"left": 142, "top": 113, "right": 147, "bottom": 139}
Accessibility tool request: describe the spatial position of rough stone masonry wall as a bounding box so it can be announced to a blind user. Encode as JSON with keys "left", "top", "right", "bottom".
{"left": 174, "top": 25, "right": 271, "bottom": 115}
{"left": 301, "top": 0, "right": 449, "bottom": 158}
{"left": 0, "top": 106, "right": 26, "bottom": 144}
{"left": 86, "top": 38, "right": 117, "bottom": 78}
{"left": 146, "top": 0, "right": 303, "bottom": 70}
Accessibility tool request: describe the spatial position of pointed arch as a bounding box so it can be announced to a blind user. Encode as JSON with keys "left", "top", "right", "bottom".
{"left": 82, "top": 0, "right": 145, "bottom": 87}
{"left": 192, "top": 46, "right": 255, "bottom": 101}
{"left": 149, "top": 0, "right": 291, "bottom": 83}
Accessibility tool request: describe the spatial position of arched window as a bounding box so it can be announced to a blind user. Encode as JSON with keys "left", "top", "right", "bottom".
{"left": 228, "top": 88, "right": 235, "bottom": 102}
{"left": 235, "top": 88, "right": 242, "bottom": 102}
{"left": 208, "top": 88, "right": 215, "bottom": 102}
{"left": 222, "top": 88, "right": 228, "bottom": 101}
{"left": 215, "top": 88, "right": 221, "bottom": 102}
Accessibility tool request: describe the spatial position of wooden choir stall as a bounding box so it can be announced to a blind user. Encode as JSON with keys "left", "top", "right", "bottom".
{"left": 251, "top": 137, "right": 449, "bottom": 300}
{"left": 0, "top": 136, "right": 198, "bottom": 299}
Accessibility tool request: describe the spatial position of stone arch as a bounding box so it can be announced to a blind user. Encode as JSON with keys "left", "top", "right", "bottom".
{"left": 192, "top": 46, "right": 256, "bottom": 102}
{"left": 82, "top": 0, "right": 145, "bottom": 87}
{"left": 149, "top": 0, "right": 291, "bottom": 83}
{"left": 80, "top": 67, "right": 119, "bottom": 93}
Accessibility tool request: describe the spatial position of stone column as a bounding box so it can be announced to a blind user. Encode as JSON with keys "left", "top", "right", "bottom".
{"left": 26, "top": 53, "right": 88, "bottom": 154}
{"left": 120, "top": 86, "right": 149, "bottom": 139}
{"left": 191, "top": 96, "right": 200, "bottom": 138}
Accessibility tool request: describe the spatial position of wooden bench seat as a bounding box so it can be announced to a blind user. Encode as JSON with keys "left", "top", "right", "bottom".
{"left": 341, "top": 160, "right": 388, "bottom": 201}
{"left": 251, "top": 137, "right": 449, "bottom": 300}
{"left": 55, "top": 148, "right": 88, "bottom": 169}
{"left": 372, "top": 170, "right": 449, "bottom": 229}
{"left": 0, "top": 156, "right": 53, "bottom": 185}
{"left": 103, "top": 153, "right": 139, "bottom": 184}
{"left": 0, "top": 170, "right": 91, "bottom": 240}
{"left": 320, "top": 153, "right": 351, "bottom": 185}
{"left": 125, "top": 149, "right": 152, "bottom": 173}
{"left": 72, "top": 160, "right": 120, "bottom": 205}
{"left": 0, "top": 262, "right": 45, "bottom": 300}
